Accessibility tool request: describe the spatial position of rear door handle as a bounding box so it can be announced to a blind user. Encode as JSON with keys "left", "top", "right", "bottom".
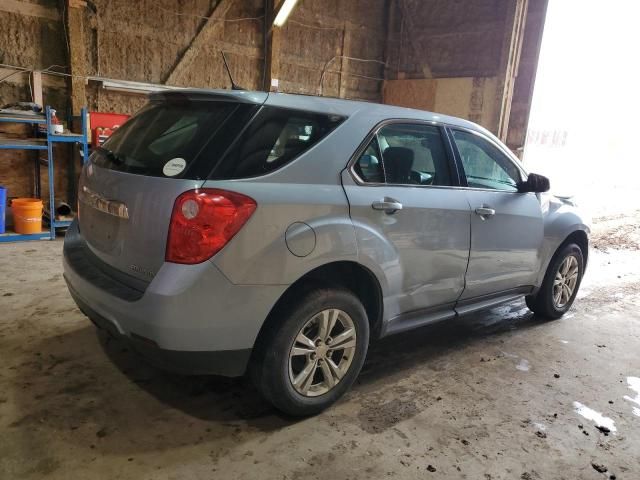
{"left": 475, "top": 206, "right": 496, "bottom": 218}
{"left": 372, "top": 198, "right": 403, "bottom": 214}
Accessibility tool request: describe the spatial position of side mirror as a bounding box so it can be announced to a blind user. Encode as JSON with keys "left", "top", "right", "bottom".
{"left": 518, "top": 173, "right": 550, "bottom": 193}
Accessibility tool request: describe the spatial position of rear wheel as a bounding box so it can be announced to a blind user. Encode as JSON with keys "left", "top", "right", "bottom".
{"left": 251, "top": 287, "right": 369, "bottom": 416}
{"left": 526, "top": 243, "right": 584, "bottom": 319}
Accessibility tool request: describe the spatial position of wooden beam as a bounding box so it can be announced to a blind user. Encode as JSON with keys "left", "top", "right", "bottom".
{"left": 506, "top": 0, "right": 550, "bottom": 155}
{"left": 30, "top": 71, "right": 43, "bottom": 107}
{"left": 0, "top": 0, "right": 60, "bottom": 21}
{"left": 382, "top": 0, "right": 396, "bottom": 82}
{"left": 497, "top": 0, "right": 529, "bottom": 141}
{"left": 66, "top": 0, "right": 87, "bottom": 115}
{"left": 164, "top": 0, "right": 236, "bottom": 86}
{"left": 262, "top": 0, "right": 283, "bottom": 91}
{"left": 338, "top": 23, "right": 351, "bottom": 98}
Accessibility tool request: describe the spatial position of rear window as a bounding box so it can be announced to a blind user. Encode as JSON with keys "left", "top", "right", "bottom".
{"left": 210, "top": 106, "right": 345, "bottom": 179}
{"left": 91, "top": 99, "right": 257, "bottom": 179}
{"left": 91, "top": 101, "right": 344, "bottom": 180}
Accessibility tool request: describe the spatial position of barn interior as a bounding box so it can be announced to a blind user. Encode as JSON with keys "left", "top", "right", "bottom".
{"left": 1, "top": 1, "right": 639, "bottom": 479}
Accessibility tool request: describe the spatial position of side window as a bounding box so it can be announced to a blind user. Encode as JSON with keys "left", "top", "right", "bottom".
{"left": 212, "top": 106, "right": 344, "bottom": 179}
{"left": 379, "top": 123, "right": 451, "bottom": 186}
{"left": 451, "top": 130, "right": 521, "bottom": 192}
{"left": 354, "top": 123, "right": 452, "bottom": 186}
{"left": 354, "top": 137, "right": 384, "bottom": 183}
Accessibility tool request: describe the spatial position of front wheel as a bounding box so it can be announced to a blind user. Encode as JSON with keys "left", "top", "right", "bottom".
{"left": 526, "top": 242, "right": 584, "bottom": 319}
{"left": 251, "top": 288, "right": 369, "bottom": 416}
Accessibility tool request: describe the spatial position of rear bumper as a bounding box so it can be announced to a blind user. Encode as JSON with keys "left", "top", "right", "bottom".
{"left": 68, "top": 284, "right": 251, "bottom": 376}
{"left": 63, "top": 220, "right": 287, "bottom": 377}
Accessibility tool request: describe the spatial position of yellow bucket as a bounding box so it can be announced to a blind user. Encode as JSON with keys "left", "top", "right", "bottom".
{"left": 11, "top": 198, "right": 43, "bottom": 234}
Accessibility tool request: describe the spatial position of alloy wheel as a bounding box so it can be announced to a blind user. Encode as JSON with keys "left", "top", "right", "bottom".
{"left": 288, "top": 308, "right": 357, "bottom": 397}
{"left": 553, "top": 255, "right": 579, "bottom": 308}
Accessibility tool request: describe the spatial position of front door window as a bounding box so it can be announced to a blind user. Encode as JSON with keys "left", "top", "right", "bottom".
{"left": 451, "top": 130, "right": 521, "bottom": 192}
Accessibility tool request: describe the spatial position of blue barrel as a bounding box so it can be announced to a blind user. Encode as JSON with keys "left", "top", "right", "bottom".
{"left": 0, "top": 186, "right": 6, "bottom": 234}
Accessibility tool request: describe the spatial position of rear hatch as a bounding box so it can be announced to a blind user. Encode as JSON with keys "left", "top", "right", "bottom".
{"left": 78, "top": 91, "right": 264, "bottom": 284}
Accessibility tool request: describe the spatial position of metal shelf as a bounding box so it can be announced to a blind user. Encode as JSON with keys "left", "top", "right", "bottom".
{"left": 0, "top": 138, "right": 47, "bottom": 150}
{"left": 0, "top": 114, "right": 46, "bottom": 124}
{"left": 0, "top": 105, "right": 88, "bottom": 243}
{"left": 48, "top": 133, "right": 85, "bottom": 143}
{"left": 0, "top": 231, "right": 51, "bottom": 243}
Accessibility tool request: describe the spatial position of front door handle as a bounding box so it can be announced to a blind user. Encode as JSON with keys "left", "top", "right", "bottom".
{"left": 372, "top": 198, "right": 403, "bottom": 214}
{"left": 475, "top": 206, "right": 496, "bottom": 218}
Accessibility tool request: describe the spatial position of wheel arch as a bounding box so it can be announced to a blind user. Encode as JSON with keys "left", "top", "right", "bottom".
{"left": 563, "top": 229, "right": 589, "bottom": 268}
{"left": 534, "top": 227, "right": 589, "bottom": 293}
{"left": 252, "top": 261, "right": 384, "bottom": 354}
{"left": 528, "top": 228, "right": 588, "bottom": 317}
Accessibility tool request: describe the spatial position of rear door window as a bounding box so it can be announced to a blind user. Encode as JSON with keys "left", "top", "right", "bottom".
{"left": 91, "top": 100, "right": 256, "bottom": 179}
{"left": 211, "top": 106, "right": 344, "bottom": 179}
{"left": 354, "top": 123, "right": 453, "bottom": 186}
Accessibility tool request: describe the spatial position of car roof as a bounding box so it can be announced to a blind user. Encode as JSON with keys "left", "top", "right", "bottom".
{"left": 151, "top": 88, "right": 492, "bottom": 138}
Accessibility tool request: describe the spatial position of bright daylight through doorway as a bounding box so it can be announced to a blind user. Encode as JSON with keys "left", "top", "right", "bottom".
{"left": 524, "top": 0, "right": 640, "bottom": 218}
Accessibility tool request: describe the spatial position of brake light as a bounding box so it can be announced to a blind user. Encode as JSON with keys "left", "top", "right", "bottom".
{"left": 166, "top": 189, "right": 256, "bottom": 264}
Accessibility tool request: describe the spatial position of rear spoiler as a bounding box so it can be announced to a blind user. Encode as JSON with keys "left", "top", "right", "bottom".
{"left": 149, "top": 89, "right": 268, "bottom": 105}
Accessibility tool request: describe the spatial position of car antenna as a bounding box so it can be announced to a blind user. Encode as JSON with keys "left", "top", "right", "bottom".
{"left": 221, "top": 51, "right": 244, "bottom": 90}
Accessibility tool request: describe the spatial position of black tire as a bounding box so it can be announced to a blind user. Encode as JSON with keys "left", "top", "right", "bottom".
{"left": 526, "top": 242, "right": 584, "bottom": 319}
{"left": 251, "top": 287, "right": 369, "bottom": 416}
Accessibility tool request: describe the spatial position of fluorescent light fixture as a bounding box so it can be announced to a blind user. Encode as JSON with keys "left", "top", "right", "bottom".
{"left": 100, "top": 79, "right": 183, "bottom": 95}
{"left": 273, "top": 0, "right": 299, "bottom": 27}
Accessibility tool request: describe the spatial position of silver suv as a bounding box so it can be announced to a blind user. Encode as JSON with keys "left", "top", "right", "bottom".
{"left": 63, "top": 90, "right": 589, "bottom": 415}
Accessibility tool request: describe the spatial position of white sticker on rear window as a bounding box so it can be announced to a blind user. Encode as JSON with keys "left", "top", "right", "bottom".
{"left": 163, "top": 158, "right": 187, "bottom": 177}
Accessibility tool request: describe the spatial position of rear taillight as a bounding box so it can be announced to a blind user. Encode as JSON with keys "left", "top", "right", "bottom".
{"left": 166, "top": 189, "right": 256, "bottom": 264}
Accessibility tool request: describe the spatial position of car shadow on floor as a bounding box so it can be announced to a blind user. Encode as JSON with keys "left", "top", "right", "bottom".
{"left": 8, "top": 299, "right": 554, "bottom": 455}
{"left": 360, "top": 299, "right": 550, "bottom": 385}
{"left": 96, "top": 328, "right": 285, "bottom": 426}
{"left": 97, "top": 298, "right": 550, "bottom": 421}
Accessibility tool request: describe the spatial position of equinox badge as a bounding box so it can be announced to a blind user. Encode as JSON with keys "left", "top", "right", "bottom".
{"left": 79, "top": 186, "right": 129, "bottom": 220}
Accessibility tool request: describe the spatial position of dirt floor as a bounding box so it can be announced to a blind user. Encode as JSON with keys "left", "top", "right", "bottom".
{"left": 1, "top": 211, "right": 640, "bottom": 480}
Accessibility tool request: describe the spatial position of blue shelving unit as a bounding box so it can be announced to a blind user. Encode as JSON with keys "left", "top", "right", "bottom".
{"left": 0, "top": 106, "right": 88, "bottom": 243}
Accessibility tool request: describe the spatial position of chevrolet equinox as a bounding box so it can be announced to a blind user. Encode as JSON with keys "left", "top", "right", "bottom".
{"left": 63, "top": 90, "right": 589, "bottom": 415}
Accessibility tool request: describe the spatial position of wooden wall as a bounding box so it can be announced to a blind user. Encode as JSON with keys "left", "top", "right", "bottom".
{"left": 276, "top": 0, "right": 387, "bottom": 101}
{"left": 382, "top": 0, "right": 539, "bottom": 142}
{"left": 383, "top": 77, "right": 500, "bottom": 128}
{"left": 0, "top": 0, "right": 389, "bottom": 204}
{"left": 81, "top": 0, "right": 387, "bottom": 107}
{"left": 385, "top": 0, "right": 509, "bottom": 80}
{"left": 1, "top": 0, "right": 390, "bottom": 112}
{"left": 84, "top": 0, "right": 264, "bottom": 112}
{"left": 0, "top": 1, "right": 70, "bottom": 201}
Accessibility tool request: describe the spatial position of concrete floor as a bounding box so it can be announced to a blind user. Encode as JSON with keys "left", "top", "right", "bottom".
{"left": 1, "top": 212, "right": 639, "bottom": 480}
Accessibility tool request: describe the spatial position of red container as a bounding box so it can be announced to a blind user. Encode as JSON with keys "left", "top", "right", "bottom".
{"left": 89, "top": 111, "right": 130, "bottom": 148}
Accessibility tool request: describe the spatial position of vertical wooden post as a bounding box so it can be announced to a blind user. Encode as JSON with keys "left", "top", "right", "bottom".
{"left": 263, "top": 0, "right": 282, "bottom": 92}
{"left": 338, "top": 23, "right": 351, "bottom": 98}
{"left": 65, "top": 0, "right": 88, "bottom": 115}
{"left": 30, "top": 71, "right": 43, "bottom": 106}
{"left": 497, "top": 0, "right": 529, "bottom": 142}
{"left": 381, "top": 0, "right": 399, "bottom": 103}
